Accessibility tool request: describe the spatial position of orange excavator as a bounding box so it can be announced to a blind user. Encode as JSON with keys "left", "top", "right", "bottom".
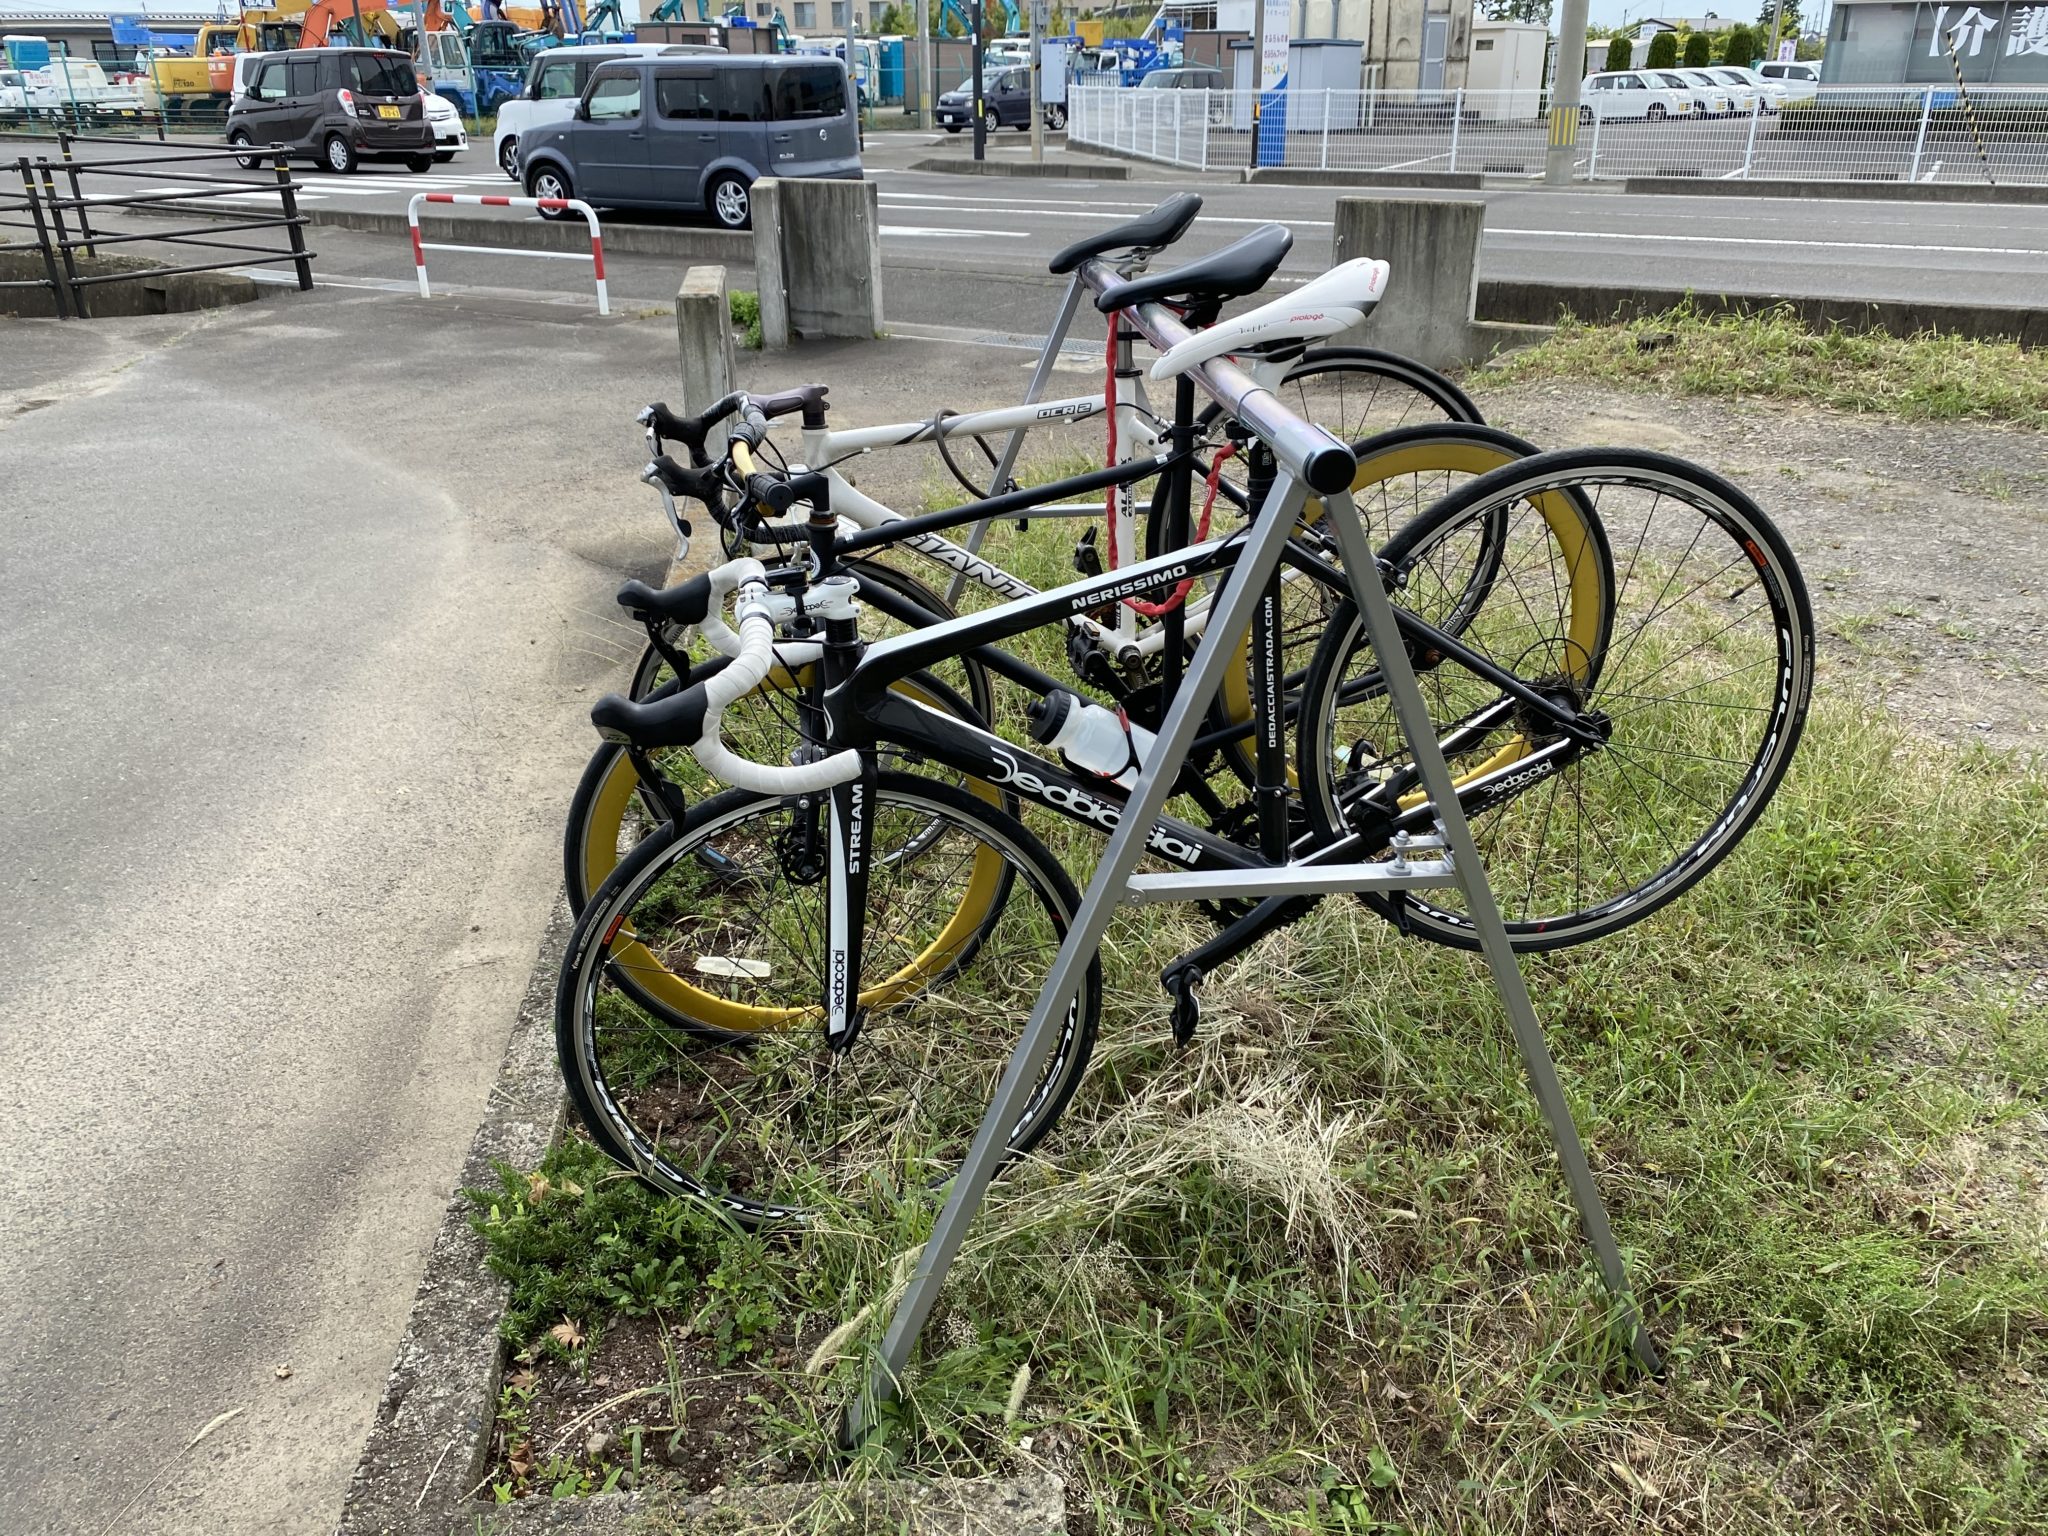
{"left": 297, "top": 0, "right": 407, "bottom": 48}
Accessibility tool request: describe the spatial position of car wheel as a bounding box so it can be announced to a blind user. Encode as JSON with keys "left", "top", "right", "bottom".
{"left": 1579, "top": 104, "right": 1593, "bottom": 124}
{"left": 527, "top": 163, "right": 575, "bottom": 219}
{"left": 228, "top": 128, "right": 257, "bottom": 170}
{"left": 1046, "top": 103, "right": 1066, "bottom": 130}
{"left": 434, "top": 150, "right": 455, "bottom": 163}
{"left": 323, "top": 133, "right": 358, "bottom": 174}
{"left": 497, "top": 137, "right": 519, "bottom": 178}
{"left": 406, "top": 154, "right": 434, "bottom": 173}
{"left": 707, "top": 171, "right": 751, "bottom": 231}
{"left": 982, "top": 108, "right": 1000, "bottom": 136}
{"left": 1647, "top": 103, "right": 1667, "bottom": 121}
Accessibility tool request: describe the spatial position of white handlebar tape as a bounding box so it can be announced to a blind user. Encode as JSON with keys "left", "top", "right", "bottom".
{"left": 688, "top": 579, "right": 861, "bottom": 796}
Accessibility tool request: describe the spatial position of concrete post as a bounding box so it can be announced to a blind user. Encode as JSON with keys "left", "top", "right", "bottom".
{"left": 675, "top": 265, "right": 735, "bottom": 456}
{"left": 750, "top": 178, "right": 792, "bottom": 350}
{"left": 750, "top": 176, "right": 885, "bottom": 350}
{"left": 1333, "top": 195, "right": 1544, "bottom": 370}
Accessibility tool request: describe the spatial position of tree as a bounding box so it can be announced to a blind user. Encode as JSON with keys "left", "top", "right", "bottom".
{"left": 1478, "top": 0, "right": 1553, "bottom": 22}
{"left": 1682, "top": 30, "right": 1712, "bottom": 65}
{"left": 1604, "top": 33, "right": 1634, "bottom": 70}
{"left": 1718, "top": 23, "right": 1755, "bottom": 63}
{"left": 1645, "top": 29, "right": 1679, "bottom": 67}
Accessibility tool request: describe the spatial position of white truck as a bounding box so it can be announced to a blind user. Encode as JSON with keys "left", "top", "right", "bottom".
{"left": 1, "top": 35, "right": 143, "bottom": 114}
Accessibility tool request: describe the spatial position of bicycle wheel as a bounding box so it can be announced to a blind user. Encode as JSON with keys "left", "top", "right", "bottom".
{"left": 565, "top": 662, "right": 994, "bottom": 916}
{"left": 1297, "top": 447, "right": 1814, "bottom": 950}
{"left": 1192, "top": 345, "right": 1483, "bottom": 452}
{"left": 1201, "top": 423, "right": 1538, "bottom": 788}
{"left": 557, "top": 771, "right": 1101, "bottom": 1222}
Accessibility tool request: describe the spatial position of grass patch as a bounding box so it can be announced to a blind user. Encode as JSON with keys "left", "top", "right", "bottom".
{"left": 477, "top": 601, "right": 2048, "bottom": 1530}
{"left": 1491, "top": 304, "right": 2048, "bottom": 428}
{"left": 729, "top": 288, "right": 762, "bottom": 351}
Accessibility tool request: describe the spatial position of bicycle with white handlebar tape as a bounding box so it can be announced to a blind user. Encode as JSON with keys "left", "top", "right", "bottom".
{"left": 557, "top": 424, "right": 1810, "bottom": 1225}
{"left": 569, "top": 240, "right": 1516, "bottom": 916}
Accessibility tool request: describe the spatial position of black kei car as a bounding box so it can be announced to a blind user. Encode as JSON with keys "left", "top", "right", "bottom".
{"left": 226, "top": 48, "right": 435, "bottom": 174}
{"left": 936, "top": 66, "right": 1066, "bottom": 134}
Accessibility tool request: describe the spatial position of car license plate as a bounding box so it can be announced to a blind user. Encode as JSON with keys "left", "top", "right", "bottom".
{"left": 377, "top": 104, "right": 400, "bottom": 119}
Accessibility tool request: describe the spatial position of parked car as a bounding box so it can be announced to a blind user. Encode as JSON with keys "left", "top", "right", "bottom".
{"left": 1757, "top": 58, "right": 1820, "bottom": 101}
{"left": 421, "top": 82, "right": 466, "bottom": 160}
{"left": 493, "top": 42, "right": 720, "bottom": 180}
{"left": 1580, "top": 68, "right": 1698, "bottom": 122}
{"left": 517, "top": 55, "right": 860, "bottom": 231}
{"left": 1669, "top": 68, "right": 1736, "bottom": 115}
{"left": 935, "top": 66, "right": 1062, "bottom": 133}
{"left": 1706, "top": 64, "right": 1786, "bottom": 112}
{"left": 227, "top": 47, "right": 433, "bottom": 173}
{"left": 0, "top": 66, "right": 25, "bottom": 114}
{"left": 1139, "top": 65, "right": 1223, "bottom": 91}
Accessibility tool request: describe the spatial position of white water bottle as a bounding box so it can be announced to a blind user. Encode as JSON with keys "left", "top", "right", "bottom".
{"left": 1027, "top": 690, "right": 1156, "bottom": 787}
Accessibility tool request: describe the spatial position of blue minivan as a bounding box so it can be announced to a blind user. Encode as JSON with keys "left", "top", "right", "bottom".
{"left": 518, "top": 55, "right": 861, "bottom": 231}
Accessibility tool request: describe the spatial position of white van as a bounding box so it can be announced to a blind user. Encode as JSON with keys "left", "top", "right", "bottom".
{"left": 1580, "top": 68, "right": 1698, "bottom": 122}
{"left": 493, "top": 42, "right": 720, "bottom": 179}
{"left": 1757, "top": 58, "right": 1820, "bottom": 101}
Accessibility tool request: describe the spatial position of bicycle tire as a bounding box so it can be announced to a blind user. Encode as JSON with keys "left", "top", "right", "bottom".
{"left": 557, "top": 771, "right": 1101, "bottom": 1224}
{"left": 1296, "top": 447, "right": 1814, "bottom": 951}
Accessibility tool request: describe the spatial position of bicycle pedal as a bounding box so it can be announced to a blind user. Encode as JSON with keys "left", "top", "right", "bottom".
{"left": 1163, "top": 967, "right": 1203, "bottom": 1047}
{"left": 1072, "top": 527, "right": 1102, "bottom": 578}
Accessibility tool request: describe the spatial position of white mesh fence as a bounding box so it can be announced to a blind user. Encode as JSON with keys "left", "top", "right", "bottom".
{"left": 1069, "top": 82, "right": 2048, "bottom": 186}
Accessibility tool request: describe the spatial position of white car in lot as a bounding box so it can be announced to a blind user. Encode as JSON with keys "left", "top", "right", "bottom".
{"left": 1673, "top": 67, "right": 1740, "bottom": 115}
{"left": 1707, "top": 64, "right": 1788, "bottom": 112}
{"left": 421, "top": 82, "right": 466, "bottom": 160}
{"left": 1580, "top": 68, "right": 1699, "bottom": 122}
{"left": 1758, "top": 59, "right": 1820, "bottom": 101}
{"left": 492, "top": 42, "right": 719, "bottom": 179}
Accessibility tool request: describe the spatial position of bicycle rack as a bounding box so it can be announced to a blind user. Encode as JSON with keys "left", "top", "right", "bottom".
{"left": 838, "top": 261, "right": 1662, "bottom": 1447}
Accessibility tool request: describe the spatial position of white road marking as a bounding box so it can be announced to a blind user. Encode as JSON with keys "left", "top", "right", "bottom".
{"left": 1486, "top": 226, "right": 2048, "bottom": 258}
{"left": 882, "top": 224, "right": 1031, "bottom": 238}
{"left": 878, "top": 197, "right": 1332, "bottom": 229}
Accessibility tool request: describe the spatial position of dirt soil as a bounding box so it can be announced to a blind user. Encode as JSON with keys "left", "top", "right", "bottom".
{"left": 1471, "top": 378, "right": 2048, "bottom": 760}
{"left": 492, "top": 1302, "right": 803, "bottom": 1501}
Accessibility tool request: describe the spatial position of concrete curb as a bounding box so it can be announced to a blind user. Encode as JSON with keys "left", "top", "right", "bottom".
{"left": 336, "top": 899, "right": 571, "bottom": 1536}
{"left": 1474, "top": 279, "right": 2046, "bottom": 346}
{"left": 1623, "top": 174, "right": 2048, "bottom": 204}
{"left": 910, "top": 155, "right": 1130, "bottom": 180}
{"left": 332, "top": 897, "right": 1067, "bottom": 1535}
{"left": 1249, "top": 167, "right": 1484, "bottom": 189}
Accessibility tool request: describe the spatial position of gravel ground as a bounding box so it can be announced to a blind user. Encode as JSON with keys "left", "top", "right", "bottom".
{"left": 1471, "top": 378, "right": 2048, "bottom": 761}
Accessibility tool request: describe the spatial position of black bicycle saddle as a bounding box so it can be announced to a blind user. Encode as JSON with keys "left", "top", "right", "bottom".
{"left": 1047, "top": 192, "right": 1203, "bottom": 275}
{"left": 1090, "top": 223, "right": 1293, "bottom": 315}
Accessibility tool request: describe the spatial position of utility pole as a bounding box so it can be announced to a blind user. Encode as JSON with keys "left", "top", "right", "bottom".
{"left": 1249, "top": 0, "right": 1264, "bottom": 170}
{"left": 845, "top": 0, "right": 858, "bottom": 129}
{"left": 971, "top": 0, "right": 985, "bottom": 161}
{"left": 1028, "top": 0, "right": 1043, "bottom": 164}
{"left": 919, "top": 0, "right": 931, "bottom": 129}
{"left": 1544, "top": 0, "right": 1590, "bottom": 185}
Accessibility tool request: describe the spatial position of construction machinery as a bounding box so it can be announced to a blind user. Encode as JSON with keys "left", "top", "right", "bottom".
{"left": 137, "top": 8, "right": 303, "bottom": 123}
{"left": 298, "top": 0, "right": 407, "bottom": 48}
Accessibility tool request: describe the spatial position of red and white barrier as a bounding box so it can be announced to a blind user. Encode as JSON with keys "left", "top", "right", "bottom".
{"left": 406, "top": 192, "right": 609, "bottom": 316}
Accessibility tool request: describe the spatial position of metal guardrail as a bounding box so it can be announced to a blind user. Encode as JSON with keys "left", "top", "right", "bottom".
{"left": 1069, "top": 83, "right": 2048, "bottom": 186}
{"left": 0, "top": 133, "right": 312, "bottom": 319}
{"left": 1, "top": 104, "right": 169, "bottom": 139}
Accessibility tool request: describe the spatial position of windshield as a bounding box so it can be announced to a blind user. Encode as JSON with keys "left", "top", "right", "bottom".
{"left": 342, "top": 53, "right": 416, "bottom": 97}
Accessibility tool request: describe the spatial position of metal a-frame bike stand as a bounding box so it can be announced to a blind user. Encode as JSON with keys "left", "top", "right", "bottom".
{"left": 839, "top": 281, "right": 1661, "bottom": 1450}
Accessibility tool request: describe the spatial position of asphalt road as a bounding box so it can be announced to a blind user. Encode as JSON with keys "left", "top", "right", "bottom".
{"left": 0, "top": 293, "right": 684, "bottom": 1534}
{"left": 53, "top": 129, "right": 2048, "bottom": 317}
